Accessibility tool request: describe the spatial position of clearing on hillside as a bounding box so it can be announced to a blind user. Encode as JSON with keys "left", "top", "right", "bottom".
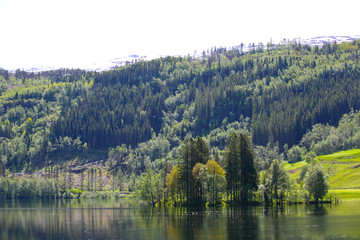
{"left": 285, "top": 149, "right": 360, "bottom": 190}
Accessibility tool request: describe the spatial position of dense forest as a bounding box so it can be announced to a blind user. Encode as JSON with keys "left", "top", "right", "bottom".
{"left": 1, "top": 39, "right": 360, "bottom": 189}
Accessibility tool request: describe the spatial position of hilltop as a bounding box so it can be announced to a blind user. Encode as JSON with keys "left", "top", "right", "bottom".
{"left": 9, "top": 35, "right": 360, "bottom": 73}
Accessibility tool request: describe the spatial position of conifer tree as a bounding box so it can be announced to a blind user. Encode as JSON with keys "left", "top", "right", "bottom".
{"left": 224, "top": 132, "right": 241, "bottom": 202}
{"left": 239, "top": 134, "right": 258, "bottom": 203}
{"left": 179, "top": 137, "right": 209, "bottom": 205}
{"left": 225, "top": 133, "right": 258, "bottom": 204}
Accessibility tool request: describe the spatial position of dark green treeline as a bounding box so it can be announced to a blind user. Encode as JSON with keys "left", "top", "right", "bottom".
{"left": 51, "top": 41, "right": 360, "bottom": 150}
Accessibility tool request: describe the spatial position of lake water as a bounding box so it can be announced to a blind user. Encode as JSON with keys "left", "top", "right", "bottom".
{"left": 1, "top": 199, "right": 360, "bottom": 240}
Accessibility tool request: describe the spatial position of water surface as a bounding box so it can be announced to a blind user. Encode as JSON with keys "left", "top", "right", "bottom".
{"left": 1, "top": 199, "right": 360, "bottom": 240}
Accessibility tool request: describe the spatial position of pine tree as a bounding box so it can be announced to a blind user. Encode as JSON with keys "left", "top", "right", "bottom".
{"left": 224, "top": 132, "right": 241, "bottom": 202}
{"left": 224, "top": 133, "right": 258, "bottom": 204}
{"left": 179, "top": 137, "right": 210, "bottom": 205}
{"left": 179, "top": 139, "right": 192, "bottom": 204}
{"left": 239, "top": 134, "right": 258, "bottom": 203}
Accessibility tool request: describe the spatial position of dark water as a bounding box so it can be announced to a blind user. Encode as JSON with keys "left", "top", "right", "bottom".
{"left": 1, "top": 199, "right": 360, "bottom": 240}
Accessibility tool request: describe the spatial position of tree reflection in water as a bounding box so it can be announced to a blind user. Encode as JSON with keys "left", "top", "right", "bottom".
{"left": 1, "top": 200, "right": 360, "bottom": 240}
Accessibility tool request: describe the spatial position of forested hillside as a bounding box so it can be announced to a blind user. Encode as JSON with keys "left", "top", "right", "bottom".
{"left": 0, "top": 70, "right": 94, "bottom": 171}
{"left": 1, "top": 40, "right": 360, "bottom": 175}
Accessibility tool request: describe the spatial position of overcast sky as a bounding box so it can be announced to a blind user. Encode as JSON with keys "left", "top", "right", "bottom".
{"left": 0, "top": 0, "right": 359, "bottom": 70}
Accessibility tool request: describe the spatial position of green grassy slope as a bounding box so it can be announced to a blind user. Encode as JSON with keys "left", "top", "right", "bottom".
{"left": 317, "top": 149, "right": 360, "bottom": 189}
{"left": 285, "top": 149, "right": 360, "bottom": 189}
{"left": 285, "top": 149, "right": 360, "bottom": 198}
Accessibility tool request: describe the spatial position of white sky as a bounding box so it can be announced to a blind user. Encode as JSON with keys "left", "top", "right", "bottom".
{"left": 0, "top": 0, "right": 359, "bottom": 70}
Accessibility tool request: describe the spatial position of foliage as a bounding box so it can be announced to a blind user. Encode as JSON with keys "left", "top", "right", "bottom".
{"left": 136, "top": 168, "right": 163, "bottom": 206}
{"left": 166, "top": 164, "right": 180, "bottom": 204}
{"left": 0, "top": 73, "right": 92, "bottom": 170}
{"left": 0, "top": 177, "right": 59, "bottom": 199}
{"left": 304, "top": 162, "right": 329, "bottom": 202}
{"left": 203, "top": 160, "right": 226, "bottom": 205}
{"left": 254, "top": 142, "right": 283, "bottom": 170}
{"left": 287, "top": 146, "right": 307, "bottom": 163}
{"left": 224, "top": 132, "right": 258, "bottom": 204}
{"left": 266, "top": 159, "right": 290, "bottom": 203}
{"left": 300, "top": 110, "right": 360, "bottom": 156}
{"left": 178, "top": 137, "right": 209, "bottom": 205}
{"left": 2, "top": 40, "right": 360, "bottom": 200}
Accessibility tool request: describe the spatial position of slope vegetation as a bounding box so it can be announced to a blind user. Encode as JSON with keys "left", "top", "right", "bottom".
{"left": 285, "top": 149, "right": 360, "bottom": 190}
{"left": 2, "top": 40, "right": 360, "bottom": 176}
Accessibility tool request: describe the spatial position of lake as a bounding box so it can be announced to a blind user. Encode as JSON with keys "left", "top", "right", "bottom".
{"left": 1, "top": 199, "right": 360, "bottom": 240}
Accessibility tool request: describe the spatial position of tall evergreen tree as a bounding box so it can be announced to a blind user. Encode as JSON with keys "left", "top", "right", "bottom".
{"left": 178, "top": 137, "right": 209, "bottom": 205}
{"left": 224, "top": 133, "right": 258, "bottom": 204}
{"left": 224, "top": 132, "right": 241, "bottom": 202}
{"left": 239, "top": 134, "right": 258, "bottom": 203}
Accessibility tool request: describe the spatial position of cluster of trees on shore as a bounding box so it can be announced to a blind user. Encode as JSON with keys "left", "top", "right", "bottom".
{"left": 137, "top": 134, "right": 329, "bottom": 206}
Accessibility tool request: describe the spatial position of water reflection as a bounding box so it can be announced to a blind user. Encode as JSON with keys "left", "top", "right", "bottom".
{"left": 1, "top": 200, "right": 360, "bottom": 240}
{"left": 227, "top": 207, "right": 259, "bottom": 239}
{"left": 139, "top": 207, "right": 229, "bottom": 240}
{"left": 305, "top": 204, "right": 328, "bottom": 216}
